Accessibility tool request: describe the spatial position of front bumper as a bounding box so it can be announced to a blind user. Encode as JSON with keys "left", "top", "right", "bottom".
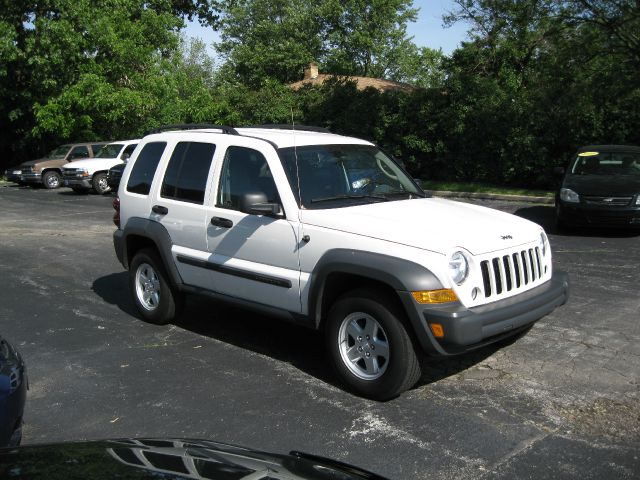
{"left": 400, "top": 271, "right": 570, "bottom": 356}
{"left": 558, "top": 201, "right": 640, "bottom": 227}
{"left": 4, "top": 170, "right": 22, "bottom": 183}
{"left": 20, "top": 172, "right": 41, "bottom": 183}
{"left": 63, "top": 177, "right": 92, "bottom": 188}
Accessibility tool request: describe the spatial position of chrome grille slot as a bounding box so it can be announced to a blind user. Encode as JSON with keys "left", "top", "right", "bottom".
{"left": 481, "top": 247, "right": 544, "bottom": 299}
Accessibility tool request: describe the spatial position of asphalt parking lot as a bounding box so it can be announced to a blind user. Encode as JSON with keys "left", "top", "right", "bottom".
{"left": 0, "top": 185, "right": 638, "bottom": 479}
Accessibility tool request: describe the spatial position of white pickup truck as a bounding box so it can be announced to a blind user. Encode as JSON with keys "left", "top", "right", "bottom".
{"left": 62, "top": 140, "right": 139, "bottom": 194}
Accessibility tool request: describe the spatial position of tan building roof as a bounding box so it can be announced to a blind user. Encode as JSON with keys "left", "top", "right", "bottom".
{"left": 289, "top": 63, "right": 416, "bottom": 93}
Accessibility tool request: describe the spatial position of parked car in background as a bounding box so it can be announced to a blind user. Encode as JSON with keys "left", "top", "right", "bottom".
{"left": 107, "top": 162, "right": 127, "bottom": 192}
{"left": 0, "top": 438, "right": 389, "bottom": 479}
{"left": 0, "top": 335, "right": 27, "bottom": 447}
{"left": 14, "top": 142, "right": 109, "bottom": 189}
{"left": 62, "top": 140, "right": 139, "bottom": 194}
{"left": 556, "top": 145, "right": 640, "bottom": 229}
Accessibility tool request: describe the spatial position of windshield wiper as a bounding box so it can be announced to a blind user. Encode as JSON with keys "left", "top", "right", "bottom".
{"left": 381, "top": 190, "right": 426, "bottom": 199}
{"left": 310, "top": 194, "right": 388, "bottom": 204}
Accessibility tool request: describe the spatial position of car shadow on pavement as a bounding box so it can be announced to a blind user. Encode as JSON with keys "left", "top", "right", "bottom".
{"left": 92, "top": 272, "right": 139, "bottom": 317}
{"left": 173, "top": 296, "right": 508, "bottom": 397}
{"left": 514, "top": 205, "right": 640, "bottom": 238}
{"left": 174, "top": 296, "right": 339, "bottom": 387}
{"left": 92, "top": 273, "right": 521, "bottom": 399}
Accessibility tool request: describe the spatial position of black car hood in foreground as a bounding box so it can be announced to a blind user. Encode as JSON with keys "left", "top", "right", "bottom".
{"left": 563, "top": 174, "right": 640, "bottom": 196}
{"left": 0, "top": 438, "right": 389, "bottom": 480}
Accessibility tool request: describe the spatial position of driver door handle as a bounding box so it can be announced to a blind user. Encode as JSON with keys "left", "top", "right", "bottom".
{"left": 152, "top": 205, "right": 168, "bottom": 215}
{"left": 211, "top": 216, "right": 233, "bottom": 228}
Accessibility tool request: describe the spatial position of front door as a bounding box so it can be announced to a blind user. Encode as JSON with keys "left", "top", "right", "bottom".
{"left": 205, "top": 145, "right": 301, "bottom": 313}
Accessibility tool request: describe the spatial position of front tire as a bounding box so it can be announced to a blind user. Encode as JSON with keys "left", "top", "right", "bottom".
{"left": 129, "top": 248, "right": 184, "bottom": 325}
{"left": 326, "top": 289, "right": 421, "bottom": 401}
{"left": 42, "top": 171, "right": 62, "bottom": 189}
{"left": 92, "top": 172, "right": 110, "bottom": 194}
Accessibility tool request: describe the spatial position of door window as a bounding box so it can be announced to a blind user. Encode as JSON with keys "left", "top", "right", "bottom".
{"left": 161, "top": 142, "right": 216, "bottom": 205}
{"left": 91, "top": 144, "right": 105, "bottom": 156}
{"left": 69, "top": 146, "right": 89, "bottom": 159}
{"left": 217, "top": 146, "right": 279, "bottom": 211}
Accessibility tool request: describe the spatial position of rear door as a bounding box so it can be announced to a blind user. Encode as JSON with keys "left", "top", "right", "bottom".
{"left": 151, "top": 139, "right": 218, "bottom": 289}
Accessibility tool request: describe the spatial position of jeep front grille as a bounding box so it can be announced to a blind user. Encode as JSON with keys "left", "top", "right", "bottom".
{"left": 480, "top": 247, "right": 543, "bottom": 298}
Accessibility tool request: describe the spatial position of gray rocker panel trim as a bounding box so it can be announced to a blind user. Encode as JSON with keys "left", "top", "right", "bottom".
{"left": 307, "top": 249, "right": 444, "bottom": 327}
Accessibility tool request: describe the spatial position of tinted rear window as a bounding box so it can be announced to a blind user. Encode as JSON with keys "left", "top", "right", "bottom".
{"left": 126, "top": 142, "right": 166, "bottom": 195}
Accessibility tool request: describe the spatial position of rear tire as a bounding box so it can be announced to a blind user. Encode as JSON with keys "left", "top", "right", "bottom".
{"left": 129, "top": 248, "right": 184, "bottom": 325}
{"left": 326, "top": 288, "right": 421, "bottom": 400}
{"left": 92, "top": 172, "right": 110, "bottom": 194}
{"left": 42, "top": 171, "right": 62, "bottom": 189}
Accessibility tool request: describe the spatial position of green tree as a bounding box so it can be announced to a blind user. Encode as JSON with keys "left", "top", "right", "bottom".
{"left": 216, "top": 0, "right": 425, "bottom": 86}
{"left": 0, "top": 0, "right": 221, "bottom": 169}
{"left": 438, "top": 0, "right": 640, "bottom": 187}
{"left": 216, "top": 0, "right": 327, "bottom": 87}
{"left": 323, "top": 0, "right": 418, "bottom": 79}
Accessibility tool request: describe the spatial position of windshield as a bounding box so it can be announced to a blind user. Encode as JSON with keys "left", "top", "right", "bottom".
{"left": 46, "top": 145, "right": 71, "bottom": 159}
{"left": 570, "top": 151, "right": 640, "bottom": 176}
{"left": 95, "top": 144, "right": 124, "bottom": 158}
{"left": 278, "top": 144, "right": 422, "bottom": 209}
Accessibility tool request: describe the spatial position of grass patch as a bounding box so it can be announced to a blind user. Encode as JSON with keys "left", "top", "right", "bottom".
{"left": 420, "top": 180, "right": 554, "bottom": 197}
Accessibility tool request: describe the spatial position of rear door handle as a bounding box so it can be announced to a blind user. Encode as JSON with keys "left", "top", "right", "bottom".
{"left": 152, "top": 205, "right": 168, "bottom": 215}
{"left": 211, "top": 216, "right": 233, "bottom": 228}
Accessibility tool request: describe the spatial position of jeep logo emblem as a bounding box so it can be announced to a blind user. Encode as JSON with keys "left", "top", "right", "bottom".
{"left": 501, "top": 235, "right": 513, "bottom": 240}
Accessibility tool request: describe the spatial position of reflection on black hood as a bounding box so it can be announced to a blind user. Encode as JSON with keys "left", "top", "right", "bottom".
{"left": 0, "top": 335, "right": 24, "bottom": 387}
{"left": 0, "top": 438, "right": 389, "bottom": 479}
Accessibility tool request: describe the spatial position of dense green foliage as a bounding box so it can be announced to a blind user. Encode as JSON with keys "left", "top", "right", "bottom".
{"left": 1, "top": 0, "right": 639, "bottom": 189}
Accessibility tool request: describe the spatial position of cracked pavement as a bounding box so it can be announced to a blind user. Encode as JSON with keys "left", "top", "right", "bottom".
{"left": 0, "top": 186, "right": 638, "bottom": 479}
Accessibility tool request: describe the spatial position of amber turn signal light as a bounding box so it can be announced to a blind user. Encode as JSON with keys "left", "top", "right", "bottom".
{"left": 429, "top": 323, "right": 444, "bottom": 338}
{"left": 411, "top": 289, "right": 458, "bottom": 304}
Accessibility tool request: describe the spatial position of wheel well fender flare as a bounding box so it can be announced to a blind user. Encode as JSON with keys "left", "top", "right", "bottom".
{"left": 120, "top": 218, "right": 183, "bottom": 287}
{"left": 307, "top": 249, "right": 444, "bottom": 328}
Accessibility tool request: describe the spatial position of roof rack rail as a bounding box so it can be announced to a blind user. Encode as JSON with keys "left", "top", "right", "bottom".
{"left": 146, "top": 124, "right": 239, "bottom": 135}
{"left": 243, "top": 124, "right": 331, "bottom": 134}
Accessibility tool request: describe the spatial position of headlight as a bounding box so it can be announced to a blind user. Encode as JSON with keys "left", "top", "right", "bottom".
{"left": 560, "top": 188, "right": 579, "bottom": 203}
{"left": 635, "top": 195, "right": 640, "bottom": 206}
{"left": 448, "top": 251, "right": 469, "bottom": 285}
{"left": 539, "top": 231, "right": 548, "bottom": 256}
{"left": 80, "top": 168, "right": 89, "bottom": 177}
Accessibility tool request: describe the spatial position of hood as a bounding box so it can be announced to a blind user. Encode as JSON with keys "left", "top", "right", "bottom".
{"left": 17, "top": 158, "right": 49, "bottom": 168}
{"left": 300, "top": 197, "right": 542, "bottom": 256}
{"left": 563, "top": 174, "right": 640, "bottom": 196}
{"left": 0, "top": 438, "right": 388, "bottom": 479}
{"left": 63, "top": 158, "right": 123, "bottom": 171}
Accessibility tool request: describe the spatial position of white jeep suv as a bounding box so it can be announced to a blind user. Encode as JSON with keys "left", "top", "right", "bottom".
{"left": 63, "top": 140, "right": 139, "bottom": 194}
{"left": 113, "top": 125, "right": 569, "bottom": 400}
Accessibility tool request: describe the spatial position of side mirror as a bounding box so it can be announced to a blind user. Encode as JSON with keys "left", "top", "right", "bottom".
{"left": 240, "top": 192, "right": 281, "bottom": 216}
{"left": 121, "top": 153, "right": 130, "bottom": 161}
